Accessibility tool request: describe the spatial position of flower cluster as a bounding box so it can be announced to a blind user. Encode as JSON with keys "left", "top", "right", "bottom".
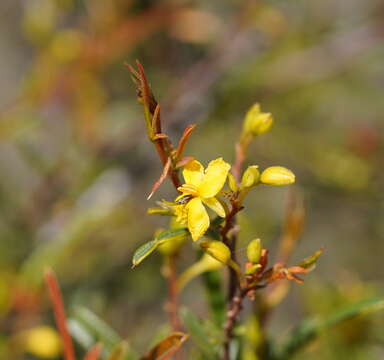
{"left": 128, "top": 62, "right": 324, "bottom": 360}
{"left": 173, "top": 156, "right": 295, "bottom": 241}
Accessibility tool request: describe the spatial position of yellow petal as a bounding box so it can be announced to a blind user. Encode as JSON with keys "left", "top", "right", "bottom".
{"left": 187, "top": 197, "right": 210, "bottom": 241}
{"left": 198, "top": 158, "right": 231, "bottom": 198}
{"left": 202, "top": 197, "right": 226, "bottom": 218}
{"left": 183, "top": 160, "right": 204, "bottom": 186}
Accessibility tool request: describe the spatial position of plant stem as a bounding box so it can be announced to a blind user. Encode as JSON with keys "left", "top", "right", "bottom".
{"left": 222, "top": 289, "right": 247, "bottom": 360}
{"left": 164, "top": 255, "right": 181, "bottom": 331}
{"left": 221, "top": 131, "right": 251, "bottom": 359}
{"left": 221, "top": 202, "right": 242, "bottom": 302}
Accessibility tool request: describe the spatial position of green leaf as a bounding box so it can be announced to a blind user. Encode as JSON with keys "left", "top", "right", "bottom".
{"left": 107, "top": 342, "right": 129, "bottom": 360}
{"left": 74, "top": 306, "right": 121, "bottom": 349}
{"left": 202, "top": 270, "right": 225, "bottom": 326}
{"left": 156, "top": 228, "right": 189, "bottom": 243}
{"left": 132, "top": 240, "right": 159, "bottom": 268}
{"left": 297, "top": 248, "right": 323, "bottom": 270}
{"left": 132, "top": 228, "right": 188, "bottom": 267}
{"left": 180, "top": 307, "right": 218, "bottom": 360}
{"left": 276, "top": 297, "right": 384, "bottom": 360}
{"left": 70, "top": 307, "right": 136, "bottom": 360}
{"left": 68, "top": 318, "right": 95, "bottom": 350}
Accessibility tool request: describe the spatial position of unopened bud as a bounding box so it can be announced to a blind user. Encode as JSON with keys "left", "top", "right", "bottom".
{"left": 200, "top": 241, "right": 231, "bottom": 264}
{"left": 247, "top": 238, "right": 262, "bottom": 264}
{"left": 260, "top": 166, "right": 295, "bottom": 186}
{"left": 241, "top": 166, "right": 260, "bottom": 189}
{"left": 245, "top": 263, "right": 262, "bottom": 275}
{"left": 228, "top": 172, "right": 238, "bottom": 192}
{"left": 200, "top": 253, "right": 224, "bottom": 270}
{"left": 243, "top": 104, "right": 273, "bottom": 136}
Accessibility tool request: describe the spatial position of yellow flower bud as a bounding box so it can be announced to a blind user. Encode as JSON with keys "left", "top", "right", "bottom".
{"left": 247, "top": 239, "right": 262, "bottom": 264}
{"left": 260, "top": 166, "right": 295, "bottom": 186}
{"left": 241, "top": 166, "right": 260, "bottom": 189}
{"left": 243, "top": 104, "right": 273, "bottom": 136}
{"left": 200, "top": 241, "right": 231, "bottom": 264}
{"left": 23, "top": 326, "right": 62, "bottom": 359}
{"left": 227, "top": 172, "right": 238, "bottom": 192}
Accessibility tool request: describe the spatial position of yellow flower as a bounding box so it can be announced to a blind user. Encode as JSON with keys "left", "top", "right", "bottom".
{"left": 176, "top": 158, "right": 231, "bottom": 241}
{"left": 23, "top": 326, "right": 62, "bottom": 358}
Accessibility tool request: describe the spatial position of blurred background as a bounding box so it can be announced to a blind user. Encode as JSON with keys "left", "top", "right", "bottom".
{"left": 0, "top": 0, "right": 383, "bottom": 359}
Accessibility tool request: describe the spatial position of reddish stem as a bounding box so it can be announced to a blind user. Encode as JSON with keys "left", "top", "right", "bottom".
{"left": 165, "top": 256, "right": 181, "bottom": 331}
{"left": 222, "top": 289, "right": 247, "bottom": 360}
{"left": 83, "top": 343, "right": 102, "bottom": 360}
{"left": 44, "top": 268, "right": 76, "bottom": 360}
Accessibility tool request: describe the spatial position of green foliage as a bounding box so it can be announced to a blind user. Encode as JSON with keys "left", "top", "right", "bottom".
{"left": 180, "top": 307, "right": 219, "bottom": 360}
{"left": 70, "top": 306, "right": 136, "bottom": 360}
{"left": 132, "top": 228, "right": 189, "bottom": 267}
{"left": 275, "top": 297, "right": 384, "bottom": 360}
{"left": 202, "top": 270, "right": 226, "bottom": 326}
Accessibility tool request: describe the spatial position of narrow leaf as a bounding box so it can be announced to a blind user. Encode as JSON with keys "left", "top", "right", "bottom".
{"left": 44, "top": 268, "right": 76, "bottom": 360}
{"left": 153, "top": 133, "right": 168, "bottom": 140}
{"left": 132, "top": 240, "right": 159, "bottom": 268}
{"left": 151, "top": 104, "right": 161, "bottom": 135}
{"left": 202, "top": 271, "right": 225, "bottom": 326}
{"left": 73, "top": 306, "right": 121, "bottom": 351}
{"left": 132, "top": 228, "right": 189, "bottom": 267}
{"left": 136, "top": 60, "right": 151, "bottom": 110}
{"left": 156, "top": 228, "right": 189, "bottom": 243}
{"left": 107, "top": 342, "right": 128, "bottom": 360}
{"left": 298, "top": 248, "right": 324, "bottom": 270}
{"left": 180, "top": 307, "right": 217, "bottom": 360}
{"left": 140, "top": 332, "right": 188, "bottom": 360}
{"left": 84, "top": 343, "right": 102, "bottom": 360}
{"left": 277, "top": 297, "right": 384, "bottom": 359}
{"left": 175, "top": 124, "right": 196, "bottom": 160}
{"left": 147, "top": 157, "right": 171, "bottom": 200}
{"left": 68, "top": 318, "right": 94, "bottom": 349}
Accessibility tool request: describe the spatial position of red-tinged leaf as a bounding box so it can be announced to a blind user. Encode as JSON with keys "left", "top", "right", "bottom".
{"left": 175, "top": 156, "right": 195, "bottom": 169}
{"left": 140, "top": 332, "right": 188, "bottom": 360}
{"left": 175, "top": 124, "right": 196, "bottom": 160}
{"left": 136, "top": 60, "right": 153, "bottom": 112}
{"left": 147, "top": 157, "right": 172, "bottom": 200}
{"left": 126, "top": 61, "right": 157, "bottom": 114}
{"left": 153, "top": 133, "right": 168, "bottom": 140}
{"left": 287, "top": 266, "right": 310, "bottom": 274}
{"left": 151, "top": 104, "right": 162, "bottom": 134}
{"left": 286, "top": 273, "right": 304, "bottom": 283}
{"left": 84, "top": 343, "right": 103, "bottom": 360}
{"left": 124, "top": 63, "right": 140, "bottom": 80}
{"left": 44, "top": 268, "right": 76, "bottom": 360}
{"left": 259, "top": 249, "right": 269, "bottom": 272}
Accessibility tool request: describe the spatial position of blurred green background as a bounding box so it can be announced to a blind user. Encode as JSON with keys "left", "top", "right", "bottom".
{"left": 0, "top": 0, "right": 383, "bottom": 359}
